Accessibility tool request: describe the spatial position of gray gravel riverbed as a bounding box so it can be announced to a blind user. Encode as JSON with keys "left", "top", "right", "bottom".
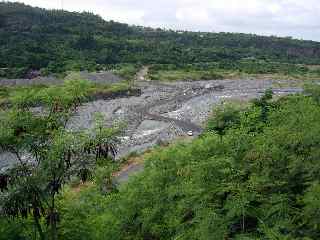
{"left": 0, "top": 77, "right": 303, "bottom": 172}
{"left": 68, "top": 78, "right": 302, "bottom": 158}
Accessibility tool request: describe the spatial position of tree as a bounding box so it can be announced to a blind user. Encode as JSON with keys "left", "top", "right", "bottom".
{"left": 304, "top": 83, "right": 320, "bottom": 104}
{"left": 0, "top": 78, "right": 121, "bottom": 240}
{"left": 252, "top": 88, "right": 274, "bottom": 123}
{"left": 206, "top": 103, "right": 240, "bottom": 140}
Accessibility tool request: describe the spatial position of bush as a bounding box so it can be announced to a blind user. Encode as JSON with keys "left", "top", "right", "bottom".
{"left": 52, "top": 90, "right": 320, "bottom": 239}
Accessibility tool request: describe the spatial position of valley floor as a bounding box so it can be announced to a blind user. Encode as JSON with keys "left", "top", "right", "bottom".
{"left": 68, "top": 78, "right": 302, "bottom": 157}
{"left": 0, "top": 72, "right": 305, "bottom": 174}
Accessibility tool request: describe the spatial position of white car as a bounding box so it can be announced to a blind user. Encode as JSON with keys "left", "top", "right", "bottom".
{"left": 187, "top": 131, "right": 193, "bottom": 136}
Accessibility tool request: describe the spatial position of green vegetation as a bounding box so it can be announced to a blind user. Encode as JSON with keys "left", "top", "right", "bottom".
{"left": 2, "top": 2, "right": 320, "bottom": 239}
{"left": 1, "top": 2, "right": 320, "bottom": 79}
{"left": 148, "top": 69, "right": 224, "bottom": 81}
{"left": 148, "top": 61, "right": 320, "bottom": 81}
{"left": 206, "top": 103, "right": 241, "bottom": 139}
{"left": 2, "top": 87, "right": 320, "bottom": 239}
{"left": 0, "top": 79, "right": 122, "bottom": 240}
{"left": 0, "top": 84, "right": 47, "bottom": 106}
{"left": 111, "top": 64, "right": 142, "bottom": 81}
{"left": 65, "top": 72, "right": 134, "bottom": 98}
{"left": 0, "top": 75, "right": 133, "bottom": 107}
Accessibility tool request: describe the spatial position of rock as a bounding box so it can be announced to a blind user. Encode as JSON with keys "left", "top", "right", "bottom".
{"left": 205, "top": 83, "right": 212, "bottom": 89}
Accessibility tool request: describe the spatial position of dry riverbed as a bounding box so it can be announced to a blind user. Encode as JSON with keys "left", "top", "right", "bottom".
{"left": 68, "top": 78, "right": 302, "bottom": 158}
{"left": 0, "top": 75, "right": 303, "bottom": 174}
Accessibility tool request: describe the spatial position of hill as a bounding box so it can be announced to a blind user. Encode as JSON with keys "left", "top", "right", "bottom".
{"left": 1, "top": 2, "right": 320, "bottom": 78}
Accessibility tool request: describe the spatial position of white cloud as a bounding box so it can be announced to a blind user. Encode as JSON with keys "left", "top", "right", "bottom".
{"left": 176, "top": 7, "right": 210, "bottom": 23}
{"left": 7, "top": 0, "right": 320, "bottom": 41}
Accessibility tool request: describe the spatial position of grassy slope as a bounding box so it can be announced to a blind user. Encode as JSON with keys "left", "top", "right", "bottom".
{"left": 148, "top": 62, "right": 320, "bottom": 82}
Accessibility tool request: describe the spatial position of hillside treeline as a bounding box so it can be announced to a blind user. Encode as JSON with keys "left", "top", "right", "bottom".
{"left": 1, "top": 2, "right": 320, "bottom": 78}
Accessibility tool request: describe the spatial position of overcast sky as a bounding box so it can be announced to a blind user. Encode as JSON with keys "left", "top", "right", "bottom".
{"left": 8, "top": 0, "right": 320, "bottom": 41}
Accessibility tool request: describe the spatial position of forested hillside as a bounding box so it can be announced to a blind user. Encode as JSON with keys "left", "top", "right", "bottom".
{"left": 1, "top": 2, "right": 320, "bottom": 78}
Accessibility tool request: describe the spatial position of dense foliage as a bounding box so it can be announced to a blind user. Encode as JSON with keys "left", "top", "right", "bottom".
{"left": 2, "top": 88, "right": 320, "bottom": 239}
{"left": 1, "top": 2, "right": 320, "bottom": 78}
{"left": 61, "top": 90, "right": 320, "bottom": 239}
{"left": 0, "top": 79, "right": 122, "bottom": 240}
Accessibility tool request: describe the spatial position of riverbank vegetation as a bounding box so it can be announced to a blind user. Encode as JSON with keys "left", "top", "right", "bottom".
{"left": 1, "top": 85, "right": 320, "bottom": 239}
{"left": 0, "top": 78, "right": 123, "bottom": 240}
{"left": 0, "top": 76, "right": 133, "bottom": 107}
{"left": 148, "top": 61, "right": 320, "bottom": 81}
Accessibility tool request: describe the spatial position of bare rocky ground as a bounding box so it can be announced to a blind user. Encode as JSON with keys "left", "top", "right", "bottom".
{"left": 0, "top": 71, "right": 304, "bottom": 175}
{"left": 68, "top": 78, "right": 302, "bottom": 159}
